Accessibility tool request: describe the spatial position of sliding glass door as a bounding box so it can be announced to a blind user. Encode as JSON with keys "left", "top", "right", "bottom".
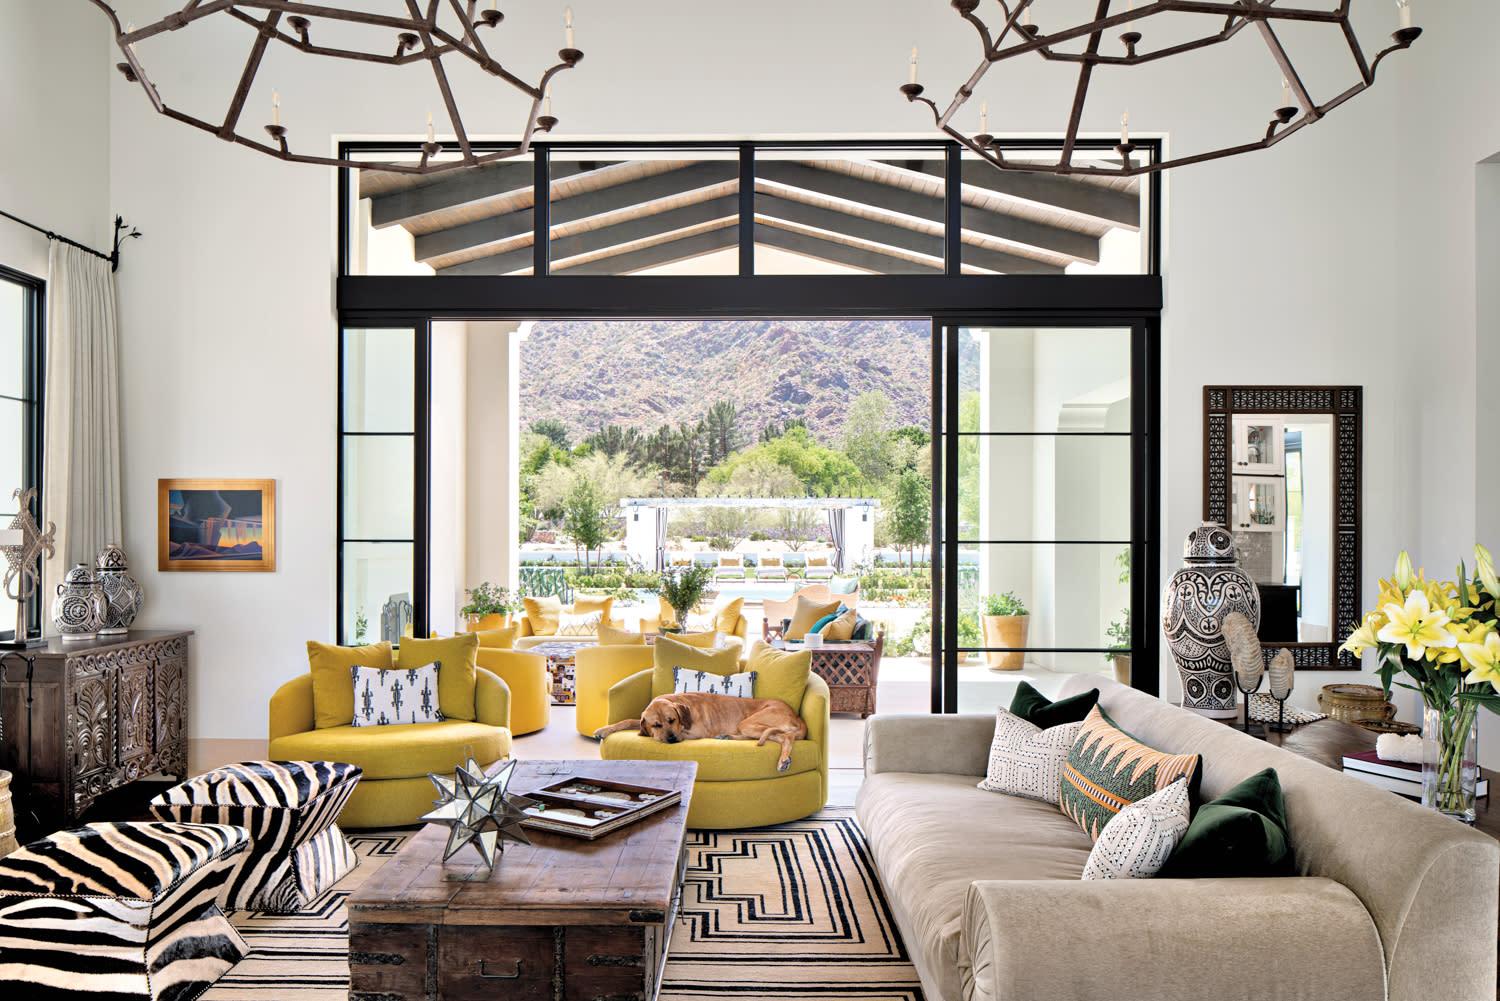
{"left": 933, "top": 321, "right": 1158, "bottom": 712}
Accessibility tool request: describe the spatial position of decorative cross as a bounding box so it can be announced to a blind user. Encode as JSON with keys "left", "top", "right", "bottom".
{"left": 2, "top": 488, "right": 56, "bottom": 645}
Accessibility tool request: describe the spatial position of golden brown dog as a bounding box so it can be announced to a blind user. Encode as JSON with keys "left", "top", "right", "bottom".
{"left": 594, "top": 692, "right": 808, "bottom": 771}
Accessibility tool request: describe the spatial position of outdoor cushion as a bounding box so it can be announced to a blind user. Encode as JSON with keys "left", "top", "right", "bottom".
{"left": 651, "top": 636, "right": 742, "bottom": 697}
{"left": 396, "top": 632, "right": 479, "bottom": 721}
{"left": 819, "top": 608, "right": 858, "bottom": 640}
{"left": 266, "top": 721, "right": 509, "bottom": 781}
{"left": 573, "top": 594, "right": 615, "bottom": 620}
{"left": 715, "top": 596, "right": 745, "bottom": 635}
{"left": 829, "top": 576, "right": 859, "bottom": 594}
{"left": 523, "top": 595, "right": 564, "bottom": 636}
{"left": 787, "top": 596, "right": 842, "bottom": 639}
{"left": 307, "top": 640, "right": 393, "bottom": 730}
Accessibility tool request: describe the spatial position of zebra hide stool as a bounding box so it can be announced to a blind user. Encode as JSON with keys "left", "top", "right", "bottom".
{"left": 0, "top": 821, "right": 250, "bottom": 1001}
{"left": 149, "top": 759, "right": 361, "bottom": 913}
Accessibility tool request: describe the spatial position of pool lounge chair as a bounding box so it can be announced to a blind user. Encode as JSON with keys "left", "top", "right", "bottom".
{"left": 714, "top": 555, "right": 745, "bottom": 582}
{"left": 805, "top": 555, "right": 836, "bottom": 580}
{"left": 756, "top": 555, "right": 788, "bottom": 581}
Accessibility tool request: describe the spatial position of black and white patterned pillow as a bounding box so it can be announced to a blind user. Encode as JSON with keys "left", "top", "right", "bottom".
{"left": 1082, "top": 778, "right": 1191, "bottom": 880}
{"left": 351, "top": 661, "right": 443, "bottom": 727}
{"left": 977, "top": 708, "right": 1082, "bottom": 804}
{"left": 672, "top": 667, "right": 757, "bottom": 699}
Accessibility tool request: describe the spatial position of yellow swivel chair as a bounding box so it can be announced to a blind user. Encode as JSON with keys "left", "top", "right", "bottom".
{"left": 598, "top": 640, "right": 829, "bottom": 829}
{"left": 476, "top": 648, "right": 549, "bottom": 736}
{"left": 268, "top": 669, "right": 511, "bottom": 828}
{"left": 574, "top": 645, "right": 654, "bottom": 738}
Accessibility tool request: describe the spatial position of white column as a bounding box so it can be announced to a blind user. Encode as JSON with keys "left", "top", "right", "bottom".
{"left": 464, "top": 321, "right": 524, "bottom": 596}
{"left": 623, "top": 504, "right": 657, "bottom": 568}
{"left": 846, "top": 503, "right": 877, "bottom": 566}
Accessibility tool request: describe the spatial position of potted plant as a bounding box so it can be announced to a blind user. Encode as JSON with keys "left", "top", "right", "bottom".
{"left": 1105, "top": 608, "right": 1131, "bottom": 685}
{"left": 659, "top": 564, "right": 713, "bottom": 631}
{"left": 460, "top": 582, "right": 515, "bottom": 632}
{"left": 981, "top": 591, "right": 1029, "bottom": 670}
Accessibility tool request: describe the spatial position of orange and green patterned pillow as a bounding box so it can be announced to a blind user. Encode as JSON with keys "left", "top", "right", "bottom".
{"left": 1059, "top": 706, "right": 1202, "bottom": 841}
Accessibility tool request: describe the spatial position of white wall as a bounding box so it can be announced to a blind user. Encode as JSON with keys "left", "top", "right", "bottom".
{"left": 0, "top": 0, "right": 1471, "bottom": 746}
{"left": 0, "top": 5, "right": 110, "bottom": 278}
{"left": 430, "top": 322, "right": 468, "bottom": 634}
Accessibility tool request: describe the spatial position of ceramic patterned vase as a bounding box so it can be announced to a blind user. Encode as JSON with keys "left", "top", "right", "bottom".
{"left": 1162, "top": 522, "right": 1261, "bottom": 718}
{"left": 51, "top": 563, "right": 109, "bottom": 638}
{"left": 95, "top": 542, "right": 144, "bottom": 635}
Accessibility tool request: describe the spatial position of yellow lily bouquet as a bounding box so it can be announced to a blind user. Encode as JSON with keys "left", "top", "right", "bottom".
{"left": 1340, "top": 546, "right": 1500, "bottom": 819}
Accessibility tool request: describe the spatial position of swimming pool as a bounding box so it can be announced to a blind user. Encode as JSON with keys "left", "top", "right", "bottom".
{"left": 710, "top": 580, "right": 799, "bottom": 602}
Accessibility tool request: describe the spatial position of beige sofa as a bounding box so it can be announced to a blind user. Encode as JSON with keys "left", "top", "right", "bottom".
{"left": 855, "top": 677, "right": 1499, "bottom": 1001}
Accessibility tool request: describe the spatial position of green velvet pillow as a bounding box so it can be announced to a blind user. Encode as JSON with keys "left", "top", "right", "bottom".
{"left": 1008, "top": 681, "right": 1099, "bottom": 729}
{"left": 1159, "top": 767, "right": 1294, "bottom": 878}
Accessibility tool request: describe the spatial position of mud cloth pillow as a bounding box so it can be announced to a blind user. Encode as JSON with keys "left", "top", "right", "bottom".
{"left": 351, "top": 662, "right": 443, "bottom": 727}
{"left": 651, "top": 636, "right": 743, "bottom": 698}
{"left": 1009, "top": 680, "right": 1100, "bottom": 729}
{"left": 673, "top": 667, "right": 757, "bottom": 698}
{"left": 308, "top": 640, "right": 393, "bottom": 730}
{"left": 1158, "top": 767, "right": 1294, "bottom": 878}
{"left": 1060, "top": 706, "right": 1203, "bottom": 841}
{"left": 978, "top": 708, "right": 1082, "bottom": 805}
{"left": 396, "top": 632, "right": 479, "bottom": 721}
{"left": 1081, "top": 778, "right": 1192, "bottom": 880}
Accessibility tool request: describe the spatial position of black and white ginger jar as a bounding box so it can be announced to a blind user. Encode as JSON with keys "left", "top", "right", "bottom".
{"left": 95, "top": 542, "right": 143, "bottom": 635}
{"left": 51, "top": 562, "right": 109, "bottom": 639}
{"left": 1162, "top": 522, "right": 1261, "bottom": 718}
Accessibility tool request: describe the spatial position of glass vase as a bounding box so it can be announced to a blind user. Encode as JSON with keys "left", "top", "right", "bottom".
{"left": 1422, "top": 697, "right": 1479, "bottom": 823}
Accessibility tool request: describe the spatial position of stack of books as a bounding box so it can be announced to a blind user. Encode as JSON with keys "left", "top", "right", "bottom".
{"left": 1340, "top": 749, "right": 1488, "bottom": 799}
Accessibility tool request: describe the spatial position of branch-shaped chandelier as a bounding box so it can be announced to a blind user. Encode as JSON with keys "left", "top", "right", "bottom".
{"left": 902, "top": 0, "right": 1422, "bottom": 177}
{"left": 91, "top": 1, "right": 584, "bottom": 175}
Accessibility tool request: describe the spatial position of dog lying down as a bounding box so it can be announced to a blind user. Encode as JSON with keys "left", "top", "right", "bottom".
{"left": 594, "top": 692, "right": 809, "bottom": 771}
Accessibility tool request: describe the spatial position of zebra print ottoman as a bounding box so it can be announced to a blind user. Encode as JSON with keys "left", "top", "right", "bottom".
{"left": 149, "top": 760, "right": 361, "bottom": 913}
{"left": 0, "top": 821, "right": 249, "bottom": 1001}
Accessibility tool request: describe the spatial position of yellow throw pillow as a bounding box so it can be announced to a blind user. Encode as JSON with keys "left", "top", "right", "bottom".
{"left": 762, "top": 555, "right": 782, "bottom": 567}
{"left": 745, "top": 641, "right": 812, "bottom": 709}
{"left": 474, "top": 625, "right": 517, "bottom": 649}
{"left": 819, "top": 608, "right": 858, "bottom": 641}
{"left": 787, "top": 596, "right": 842, "bottom": 639}
{"left": 715, "top": 596, "right": 745, "bottom": 636}
{"left": 573, "top": 594, "right": 615, "bottom": 621}
{"left": 651, "top": 636, "right": 742, "bottom": 697}
{"left": 809, "top": 556, "right": 828, "bottom": 567}
{"left": 670, "top": 630, "right": 719, "bottom": 648}
{"left": 523, "top": 595, "right": 563, "bottom": 636}
{"left": 598, "top": 623, "right": 646, "bottom": 646}
{"left": 397, "top": 632, "right": 480, "bottom": 721}
{"left": 308, "top": 641, "right": 393, "bottom": 730}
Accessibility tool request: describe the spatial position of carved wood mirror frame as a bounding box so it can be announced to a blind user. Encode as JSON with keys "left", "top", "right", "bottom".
{"left": 1203, "top": 386, "right": 1362, "bottom": 669}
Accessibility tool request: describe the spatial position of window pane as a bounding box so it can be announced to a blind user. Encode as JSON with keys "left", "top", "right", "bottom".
{"left": 957, "top": 326, "right": 1131, "bottom": 434}
{"left": 343, "top": 436, "right": 414, "bottom": 539}
{"left": 342, "top": 542, "right": 414, "bottom": 644}
{"left": 343, "top": 328, "right": 415, "bottom": 433}
{"left": 0, "top": 399, "right": 22, "bottom": 501}
{"left": 0, "top": 280, "right": 22, "bottom": 399}
{"left": 954, "top": 652, "right": 1126, "bottom": 714}
{"left": 754, "top": 147, "right": 946, "bottom": 275}
{"left": 549, "top": 149, "right": 739, "bottom": 276}
{"left": 956, "top": 433, "right": 1132, "bottom": 542}
{"left": 348, "top": 154, "right": 534, "bottom": 276}
{"left": 957, "top": 541, "right": 1131, "bottom": 653}
{"left": 959, "top": 150, "right": 1147, "bottom": 275}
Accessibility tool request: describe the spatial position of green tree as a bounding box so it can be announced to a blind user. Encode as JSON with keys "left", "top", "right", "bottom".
{"left": 773, "top": 506, "right": 821, "bottom": 551}
{"left": 530, "top": 418, "right": 573, "bottom": 451}
{"left": 703, "top": 505, "right": 753, "bottom": 549}
{"left": 704, "top": 427, "right": 863, "bottom": 497}
{"left": 711, "top": 454, "right": 802, "bottom": 498}
{"left": 564, "top": 476, "right": 609, "bottom": 570}
{"left": 703, "top": 401, "right": 743, "bottom": 466}
{"left": 759, "top": 417, "right": 808, "bottom": 443}
{"left": 958, "top": 391, "right": 980, "bottom": 537}
{"left": 841, "top": 391, "right": 893, "bottom": 486}
{"left": 889, "top": 468, "right": 931, "bottom": 567}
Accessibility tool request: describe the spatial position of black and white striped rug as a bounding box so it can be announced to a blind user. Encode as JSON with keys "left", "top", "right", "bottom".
{"left": 204, "top": 810, "right": 924, "bottom": 1001}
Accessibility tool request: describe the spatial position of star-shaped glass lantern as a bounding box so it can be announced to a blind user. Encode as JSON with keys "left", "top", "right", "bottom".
{"left": 421, "top": 756, "right": 537, "bottom": 870}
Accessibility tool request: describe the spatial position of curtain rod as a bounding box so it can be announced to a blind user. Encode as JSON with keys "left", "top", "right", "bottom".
{"left": 0, "top": 210, "right": 140, "bottom": 272}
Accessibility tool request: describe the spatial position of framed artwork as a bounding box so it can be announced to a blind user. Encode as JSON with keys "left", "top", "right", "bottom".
{"left": 158, "top": 478, "right": 276, "bottom": 572}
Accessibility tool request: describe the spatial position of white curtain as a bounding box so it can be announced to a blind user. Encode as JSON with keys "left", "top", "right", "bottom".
{"left": 828, "top": 507, "right": 846, "bottom": 571}
{"left": 42, "top": 242, "right": 122, "bottom": 591}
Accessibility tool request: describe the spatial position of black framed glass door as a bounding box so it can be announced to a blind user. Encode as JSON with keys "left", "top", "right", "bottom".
{"left": 932, "top": 320, "right": 1159, "bottom": 712}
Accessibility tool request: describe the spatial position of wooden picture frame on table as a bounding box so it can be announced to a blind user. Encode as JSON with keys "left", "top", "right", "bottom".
{"left": 158, "top": 478, "right": 276, "bottom": 572}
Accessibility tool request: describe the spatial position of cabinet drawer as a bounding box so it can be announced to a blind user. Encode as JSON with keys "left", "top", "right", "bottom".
{"left": 350, "top": 922, "right": 434, "bottom": 1001}
{"left": 565, "top": 925, "right": 649, "bottom": 999}
{"left": 439, "top": 925, "right": 555, "bottom": 1001}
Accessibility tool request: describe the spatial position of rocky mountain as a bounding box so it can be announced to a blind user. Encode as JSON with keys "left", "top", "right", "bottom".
{"left": 519, "top": 319, "right": 973, "bottom": 444}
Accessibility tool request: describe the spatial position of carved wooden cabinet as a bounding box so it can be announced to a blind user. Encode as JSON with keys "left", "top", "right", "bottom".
{"left": 1, "top": 631, "right": 190, "bottom": 826}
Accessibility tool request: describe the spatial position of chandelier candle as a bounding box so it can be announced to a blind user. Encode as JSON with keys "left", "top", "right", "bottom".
{"left": 909, "top": 46, "right": 918, "bottom": 85}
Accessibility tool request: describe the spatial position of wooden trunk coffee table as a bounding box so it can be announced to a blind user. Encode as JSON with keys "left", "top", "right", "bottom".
{"left": 349, "top": 758, "right": 696, "bottom": 1001}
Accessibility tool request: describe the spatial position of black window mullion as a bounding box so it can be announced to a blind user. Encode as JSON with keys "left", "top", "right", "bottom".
{"left": 943, "top": 323, "right": 961, "bottom": 713}
{"left": 929, "top": 318, "right": 945, "bottom": 714}
{"left": 533, "top": 147, "right": 550, "bottom": 277}
{"left": 414, "top": 320, "right": 432, "bottom": 639}
{"left": 738, "top": 143, "right": 754, "bottom": 275}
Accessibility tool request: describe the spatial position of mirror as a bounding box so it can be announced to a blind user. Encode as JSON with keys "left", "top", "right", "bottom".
{"left": 1203, "top": 387, "right": 1361, "bottom": 668}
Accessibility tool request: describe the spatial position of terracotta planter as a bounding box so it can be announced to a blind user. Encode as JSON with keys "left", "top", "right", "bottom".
{"left": 982, "top": 615, "right": 1029, "bottom": 671}
{"left": 466, "top": 613, "right": 509, "bottom": 632}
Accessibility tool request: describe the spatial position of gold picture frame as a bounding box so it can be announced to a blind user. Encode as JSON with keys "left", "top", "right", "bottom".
{"left": 158, "top": 478, "right": 276, "bottom": 572}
